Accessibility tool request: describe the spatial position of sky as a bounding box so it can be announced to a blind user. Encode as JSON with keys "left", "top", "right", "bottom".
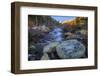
{"left": 51, "top": 16, "right": 76, "bottom": 23}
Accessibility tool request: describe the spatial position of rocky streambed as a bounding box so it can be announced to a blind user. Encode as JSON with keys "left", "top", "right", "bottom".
{"left": 28, "top": 27, "right": 87, "bottom": 61}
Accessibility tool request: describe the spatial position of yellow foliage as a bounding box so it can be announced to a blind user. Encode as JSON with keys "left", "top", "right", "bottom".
{"left": 62, "top": 17, "right": 86, "bottom": 27}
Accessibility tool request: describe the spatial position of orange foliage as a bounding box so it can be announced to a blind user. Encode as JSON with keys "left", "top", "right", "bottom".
{"left": 62, "top": 17, "right": 85, "bottom": 28}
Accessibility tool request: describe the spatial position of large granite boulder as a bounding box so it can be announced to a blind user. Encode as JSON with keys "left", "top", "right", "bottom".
{"left": 56, "top": 39, "right": 86, "bottom": 59}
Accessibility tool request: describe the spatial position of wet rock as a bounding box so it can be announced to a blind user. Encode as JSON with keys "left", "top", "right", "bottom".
{"left": 42, "top": 42, "right": 60, "bottom": 60}
{"left": 43, "top": 42, "right": 59, "bottom": 53}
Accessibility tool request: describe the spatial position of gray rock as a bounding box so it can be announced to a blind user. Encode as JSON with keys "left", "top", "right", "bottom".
{"left": 56, "top": 39, "right": 86, "bottom": 59}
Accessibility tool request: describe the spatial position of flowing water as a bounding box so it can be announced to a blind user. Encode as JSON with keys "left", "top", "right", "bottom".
{"left": 38, "top": 27, "right": 64, "bottom": 44}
